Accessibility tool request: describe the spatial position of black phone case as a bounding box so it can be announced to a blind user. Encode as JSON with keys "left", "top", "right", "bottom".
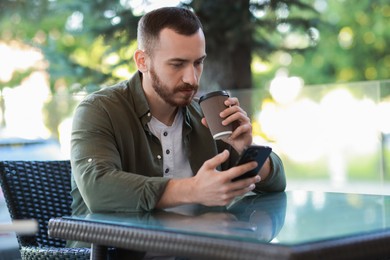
{"left": 232, "top": 145, "right": 272, "bottom": 182}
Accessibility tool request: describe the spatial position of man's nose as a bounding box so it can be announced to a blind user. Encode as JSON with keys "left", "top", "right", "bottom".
{"left": 182, "top": 65, "right": 198, "bottom": 86}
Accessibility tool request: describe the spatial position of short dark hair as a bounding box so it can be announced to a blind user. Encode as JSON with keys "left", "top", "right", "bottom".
{"left": 137, "top": 7, "right": 203, "bottom": 53}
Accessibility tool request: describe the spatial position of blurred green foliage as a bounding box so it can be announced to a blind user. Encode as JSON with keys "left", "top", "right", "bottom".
{"left": 0, "top": 0, "right": 389, "bottom": 93}
{"left": 254, "top": 0, "right": 390, "bottom": 90}
{"left": 0, "top": 0, "right": 319, "bottom": 93}
{"left": 0, "top": 0, "right": 140, "bottom": 93}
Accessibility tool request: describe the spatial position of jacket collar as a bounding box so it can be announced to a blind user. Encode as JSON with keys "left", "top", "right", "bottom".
{"left": 128, "top": 71, "right": 193, "bottom": 134}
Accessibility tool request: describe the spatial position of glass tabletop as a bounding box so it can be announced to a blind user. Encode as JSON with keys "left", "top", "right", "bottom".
{"left": 65, "top": 191, "right": 390, "bottom": 246}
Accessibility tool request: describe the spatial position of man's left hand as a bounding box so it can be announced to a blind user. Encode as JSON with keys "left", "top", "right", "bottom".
{"left": 202, "top": 97, "right": 252, "bottom": 154}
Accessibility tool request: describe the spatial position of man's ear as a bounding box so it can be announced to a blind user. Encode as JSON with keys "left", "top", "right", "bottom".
{"left": 134, "top": 49, "right": 148, "bottom": 72}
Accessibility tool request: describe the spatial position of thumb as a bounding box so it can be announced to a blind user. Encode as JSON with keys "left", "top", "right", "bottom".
{"left": 201, "top": 117, "right": 209, "bottom": 128}
{"left": 203, "top": 149, "right": 230, "bottom": 170}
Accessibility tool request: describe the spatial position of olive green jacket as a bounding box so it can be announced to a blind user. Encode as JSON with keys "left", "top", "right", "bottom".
{"left": 70, "top": 72, "right": 286, "bottom": 216}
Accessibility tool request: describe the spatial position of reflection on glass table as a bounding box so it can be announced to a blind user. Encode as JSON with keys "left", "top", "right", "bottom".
{"left": 49, "top": 191, "right": 390, "bottom": 259}
{"left": 79, "top": 192, "right": 286, "bottom": 244}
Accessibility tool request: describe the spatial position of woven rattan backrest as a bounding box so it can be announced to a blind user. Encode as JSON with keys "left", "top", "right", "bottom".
{"left": 0, "top": 160, "right": 72, "bottom": 248}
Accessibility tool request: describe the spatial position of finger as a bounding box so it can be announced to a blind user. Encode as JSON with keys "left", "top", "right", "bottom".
{"left": 222, "top": 109, "right": 250, "bottom": 127}
{"left": 229, "top": 123, "right": 252, "bottom": 139}
{"left": 202, "top": 149, "right": 230, "bottom": 171}
{"left": 220, "top": 105, "right": 248, "bottom": 120}
{"left": 226, "top": 161, "right": 258, "bottom": 181}
{"left": 224, "top": 97, "right": 240, "bottom": 107}
{"left": 201, "top": 117, "right": 209, "bottom": 128}
{"left": 228, "top": 175, "right": 261, "bottom": 195}
{"left": 223, "top": 182, "right": 258, "bottom": 201}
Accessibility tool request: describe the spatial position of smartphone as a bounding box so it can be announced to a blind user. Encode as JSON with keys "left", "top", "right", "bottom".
{"left": 232, "top": 145, "right": 272, "bottom": 182}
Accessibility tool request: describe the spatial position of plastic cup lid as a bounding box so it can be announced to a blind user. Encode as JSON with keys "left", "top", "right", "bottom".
{"left": 198, "top": 90, "right": 229, "bottom": 104}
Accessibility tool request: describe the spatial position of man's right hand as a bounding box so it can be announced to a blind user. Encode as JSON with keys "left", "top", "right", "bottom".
{"left": 189, "top": 149, "right": 260, "bottom": 206}
{"left": 156, "top": 150, "right": 260, "bottom": 208}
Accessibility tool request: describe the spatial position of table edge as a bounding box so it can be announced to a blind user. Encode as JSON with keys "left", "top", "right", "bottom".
{"left": 48, "top": 217, "right": 390, "bottom": 260}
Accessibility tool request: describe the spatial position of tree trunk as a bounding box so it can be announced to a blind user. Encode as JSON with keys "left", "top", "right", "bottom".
{"left": 200, "top": 42, "right": 252, "bottom": 91}
{"left": 194, "top": 0, "right": 253, "bottom": 92}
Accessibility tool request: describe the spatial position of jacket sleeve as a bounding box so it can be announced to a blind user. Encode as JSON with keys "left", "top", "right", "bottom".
{"left": 71, "top": 98, "right": 169, "bottom": 213}
{"left": 253, "top": 151, "right": 286, "bottom": 193}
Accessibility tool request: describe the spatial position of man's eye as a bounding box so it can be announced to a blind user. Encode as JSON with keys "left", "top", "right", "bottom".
{"left": 171, "top": 63, "right": 183, "bottom": 68}
{"left": 195, "top": 60, "right": 204, "bottom": 66}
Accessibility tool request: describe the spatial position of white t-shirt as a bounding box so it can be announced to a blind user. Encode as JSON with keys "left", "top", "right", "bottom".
{"left": 147, "top": 109, "right": 193, "bottom": 179}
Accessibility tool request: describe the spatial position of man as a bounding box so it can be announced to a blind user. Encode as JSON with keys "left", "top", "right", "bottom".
{"left": 70, "top": 6, "right": 285, "bottom": 217}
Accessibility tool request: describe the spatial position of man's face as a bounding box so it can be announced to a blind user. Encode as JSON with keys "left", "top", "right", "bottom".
{"left": 145, "top": 28, "right": 206, "bottom": 107}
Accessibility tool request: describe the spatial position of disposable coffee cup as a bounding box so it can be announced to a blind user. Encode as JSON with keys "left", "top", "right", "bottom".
{"left": 199, "top": 90, "right": 233, "bottom": 140}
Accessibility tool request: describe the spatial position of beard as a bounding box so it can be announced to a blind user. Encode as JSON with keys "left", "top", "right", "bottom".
{"left": 150, "top": 67, "right": 199, "bottom": 107}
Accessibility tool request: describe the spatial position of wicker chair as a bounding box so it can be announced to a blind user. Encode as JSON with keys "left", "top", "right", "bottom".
{"left": 0, "top": 160, "right": 90, "bottom": 260}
